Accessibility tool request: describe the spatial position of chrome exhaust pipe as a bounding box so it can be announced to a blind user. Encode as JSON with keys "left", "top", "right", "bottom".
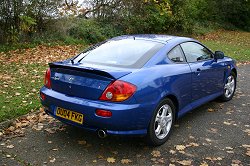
{"left": 97, "top": 129, "right": 107, "bottom": 138}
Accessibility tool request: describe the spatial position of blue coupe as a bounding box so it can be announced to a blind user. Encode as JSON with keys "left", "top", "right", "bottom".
{"left": 40, "top": 35, "right": 237, "bottom": 146}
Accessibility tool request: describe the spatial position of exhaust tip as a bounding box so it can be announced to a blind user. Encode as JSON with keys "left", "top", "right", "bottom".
{"left": 97, "top": 129, "right": 107, "bottom": 138}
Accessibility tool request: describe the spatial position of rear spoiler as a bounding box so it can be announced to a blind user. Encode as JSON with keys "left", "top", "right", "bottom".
{"left": 49, "top": 62, "right": 131, "bottom": 80}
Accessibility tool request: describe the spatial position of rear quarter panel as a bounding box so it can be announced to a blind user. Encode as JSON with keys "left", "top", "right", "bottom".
{"left": 120, "top": 64, "right": 192, "bottom": 123}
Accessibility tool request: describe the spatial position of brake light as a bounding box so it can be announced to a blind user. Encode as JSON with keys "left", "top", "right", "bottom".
{"left": 99, "top": 80, "right": 137, "bottom": 102}
{"left": 44, "top": 68, "right": 51, "bottom": 89}
{"left": 96, "top": 109, "right": 112, "bottom": 117}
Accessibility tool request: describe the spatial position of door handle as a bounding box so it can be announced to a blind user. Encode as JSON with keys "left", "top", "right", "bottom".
{"left": 196, "top": 68, "right": 201, "bottom": 76}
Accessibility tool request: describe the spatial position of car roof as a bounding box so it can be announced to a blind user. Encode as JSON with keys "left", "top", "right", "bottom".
{"left": 111, "top": 34, "right": 194, "bottom": 44}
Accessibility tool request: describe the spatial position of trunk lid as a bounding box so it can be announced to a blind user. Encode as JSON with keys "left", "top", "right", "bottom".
{"left": 49, "top": 62, "right": 132, "bottom": 100}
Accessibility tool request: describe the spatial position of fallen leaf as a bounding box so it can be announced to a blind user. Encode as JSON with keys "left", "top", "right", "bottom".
{"left": 158, "top": 158, "right": 165, "bottom": 164}
{"left": 151, "top": 150, "right": 161, "bottom": 157}
{"left": 15, "top": 92, "right": 21, "bottom": 96}
{"left": 121, "top": 159, "right": 132, "bottom": 164}
{"left": 48, "top": 141, "right": 52, "bottom": 144}
{"left": 177, "top": 160, "right": 192, "bottom": 165}
{"left": 92, "top": 160, "right": 97, "bottom": 163}
{"left": 205, "top": 138, "right": 212, "bottom": 142}
{"left": 200, "top": 162, "right": 208, "bottom": 166}
{"left": 7, "top": 126, "right": 15, "bottom": 132}
{"left": 6, "top": 154, "right": 11, "bottom": 158}
{"left": 78, "top": 140, "right": 87, "bottom": 145}
{"left": 52, "top": 148, "right": 58, "bottom": 151}
{"left": 246, "top": 151, "right": 250, "bottom": 157}
{"left": 6, "top": 145, "right": 14, "bottom": 149}
{"left": 223, "top": 121, "right": 231, "bottom": 125}
{"left": 242, "top": 144, "right": 250, "bottom": 148}
{"left": 107, "top": 157, "right": 116, "bottom": 163}
{"left": 169, "top": 150, "right": 176, "bottom": 154}
{"left": 226, "top": 147, "right": 233, "bottom": 150}
{"left": 188, "top": 142, "right": 199, "bottom": 147}
{"left": 208, "top": 108, "right": 215, "bottom": 112}
{"left": 205, "top": 157, "right": 222, "bottom": 161}
{"left": 226, "top": 151, "right": 234, "bottom": 154}
{"left": 176, "top": 145, "right": 186, "bottom": 151}
{"left": 50, "top": 158, "right": 56, "bottom": 163}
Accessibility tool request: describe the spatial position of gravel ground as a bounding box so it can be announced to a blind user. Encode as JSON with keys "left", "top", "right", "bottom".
{"left": 1, "top": 64, "right": 250, "bottom": 166}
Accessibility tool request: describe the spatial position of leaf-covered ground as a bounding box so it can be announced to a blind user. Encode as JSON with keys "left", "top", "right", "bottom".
{"left": 197, "top": 30, "right": 250, "bottom": 62}
{"left": 0, "top": 45, "right": 82, "bottom": 122}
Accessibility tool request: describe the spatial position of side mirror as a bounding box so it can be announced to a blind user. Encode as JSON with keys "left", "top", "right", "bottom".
{"left": 214, "top": 51, "right": 225, "bottom": 60}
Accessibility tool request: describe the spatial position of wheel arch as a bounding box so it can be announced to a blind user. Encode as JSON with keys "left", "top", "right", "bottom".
{"left": 164, "top": 94, "right": 179, "bottom": 121}
{"left": 231, "top": 68, "right": 237, "bottom": 78}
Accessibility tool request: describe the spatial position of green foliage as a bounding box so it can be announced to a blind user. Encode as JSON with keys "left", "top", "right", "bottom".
{"left": 19, "top": 15, "right": 37, "bottom": 33}
{"left": 68, "top": 19, "right": 121, "bottom": 44}
{"left": 0, "top": 0, "right": 250, "bottom": 48}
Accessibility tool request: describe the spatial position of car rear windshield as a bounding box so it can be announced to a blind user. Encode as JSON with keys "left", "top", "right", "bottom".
{"left": 75, "top": 39, "right": 164, "bottom": 68}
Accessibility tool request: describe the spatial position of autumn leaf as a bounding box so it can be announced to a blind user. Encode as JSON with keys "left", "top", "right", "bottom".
{"left": 177, "top": 160, "right": 192, "bottom": 165}
{"left": 151, "top": 150, "right": 161, "bottom": 157}
{"left": 242, "top": 144, "right": 250, "bottom": 148}
{"left": 121, "top": 159, "right": 132, "bottom": 164}
{"left": 107, "top": 157, "right": 116, "bottom": 163}
{"left": 207, "top": 108, "right": 215, "bottom": 112}
{"left": 205, "top": 157, "right": 222, "bottom": 161}
{"left": 49, "top": 158, "right": 56, "bottom": 163}
{"left": 200, "top": 162, "right": 208, "bottom": 166}
{"left": 6, "top": 145, "right": 14, "bottom": 149}
{"left": 223, "top": 121, "right": 231, "bottom": 125}
{"left": 169, "top": 149, "right": 176, "bottom": 154}
{"left": 78, "top": 140, "right": 87, "bottom": 145}
{"left": 176, "top": 145, "right": 186, "bottom": 151}
{"left": 246, "top": 151, "right": 250, "bottom": 157}
{"left": 225, "top": 147, "right": 233, "bottom": 150}
{"left": 187, "top": 142, "right": 199, "bottom": 147}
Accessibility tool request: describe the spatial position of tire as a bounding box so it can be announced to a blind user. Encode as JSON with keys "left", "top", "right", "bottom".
{"left": 146, "top": 98, "right": 176, "bottom": 146}
{"left": 219, "top": 72, "right": 237, "bottom": 102}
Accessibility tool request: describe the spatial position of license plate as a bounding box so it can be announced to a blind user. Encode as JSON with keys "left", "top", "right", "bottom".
{"left": 56, "top": 107, "right": 84, "bottom": 124}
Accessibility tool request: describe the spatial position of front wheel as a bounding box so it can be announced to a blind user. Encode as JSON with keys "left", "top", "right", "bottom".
{"left": 146, "top": 98, "right": 175, "bottom": 146}
{"left": 219, "top": 72, "right": 236, "bottom": 101}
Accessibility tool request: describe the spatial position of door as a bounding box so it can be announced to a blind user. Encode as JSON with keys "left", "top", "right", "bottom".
{"left": 180, "top": 42, "right": 225, "bottom": 101}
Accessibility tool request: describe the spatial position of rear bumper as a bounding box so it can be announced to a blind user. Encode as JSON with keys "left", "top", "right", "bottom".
{"left": 40, "top": 87, "right": 154, "bottom": 136}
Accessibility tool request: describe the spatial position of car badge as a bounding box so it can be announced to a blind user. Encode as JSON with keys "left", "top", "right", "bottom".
{"left": 69, "top": 77, "right": 74, "bottom": 82}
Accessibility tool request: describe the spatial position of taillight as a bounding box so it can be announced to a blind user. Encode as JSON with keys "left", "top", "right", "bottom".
{"left": 44, "top": 68, "right": 51, "bottom": 89}
{"left": 99, "top": 80, "right": 137, "bottom": 102}
{"left": 96, "top": 109, "right": 112, "bottom": 117}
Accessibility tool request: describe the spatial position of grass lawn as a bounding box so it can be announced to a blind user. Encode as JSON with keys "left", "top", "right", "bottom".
{"left": 0, "top": 30, "right": 250, "bottom": 122}
{"left": 196, "top": 30, "right": 250, "bottom": 61}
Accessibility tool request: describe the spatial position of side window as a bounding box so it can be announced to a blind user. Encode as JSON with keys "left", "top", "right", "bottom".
{"left": 180, "top": 42, "right": 213, "bottom": 63}
{"left": 167, "top": 45, "right": 186, "bottom": 63}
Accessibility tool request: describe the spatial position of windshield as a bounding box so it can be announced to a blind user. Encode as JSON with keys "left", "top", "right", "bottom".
{"left": 75, "top": 39, "right": 164, "bottom": 68}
